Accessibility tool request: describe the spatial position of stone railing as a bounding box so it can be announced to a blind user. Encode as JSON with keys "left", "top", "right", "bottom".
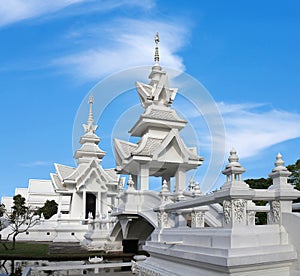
{"left": 155, "top": 187, "right": 300, "bottom": 230}
{"left": 154, "top": 152, "right": 300, "bottom": 230}
{"left": 86, "top": 212, "right": 117, "bottom": 231}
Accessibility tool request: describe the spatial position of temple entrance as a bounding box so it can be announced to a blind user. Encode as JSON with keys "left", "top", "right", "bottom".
{"left": 85, "top": 193, "right": 96, "bottom": 219}
{"left": 122, "top": 239, "right": 139, "bottom": 254}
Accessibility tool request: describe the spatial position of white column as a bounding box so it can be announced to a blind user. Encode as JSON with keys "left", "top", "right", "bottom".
{"left": 132, "top": 175, "right": 138, "bottom": 190}
{"left": 140, "top": 164, "right": 149, "bottom": 190}
{"left": 102, "top": 193, "right": 108, "bottom": 217}
{"left": 57, "top": 194, "right": 62, "bottom": 215}
{"left": 97, "top": 191, "right": 101, "bottom": 215}
{"left": 82, "top": 190, "right": 86, "bottom": 219}
{"left": 111, "top": 195, "right": 115, "bottom": 208}
{"left": 175, "top": 165, "right": 186, "bottom": 194}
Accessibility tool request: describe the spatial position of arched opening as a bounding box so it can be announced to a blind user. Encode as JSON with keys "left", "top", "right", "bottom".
{"left": 123, "top": 216, "right": 155, "bottom": 253}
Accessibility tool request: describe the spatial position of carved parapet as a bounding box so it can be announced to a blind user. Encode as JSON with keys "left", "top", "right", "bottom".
{"left": 191, "top": 210, "right": 205, "bottom": 228}
{"left": 268, "top": 200, "right": 281, "bottom": 224}
{"left": 223, "top": 199, "right": 247, "bottom": 227}
{"left": 157, "top": 211, "right": 169, "bottom": 230}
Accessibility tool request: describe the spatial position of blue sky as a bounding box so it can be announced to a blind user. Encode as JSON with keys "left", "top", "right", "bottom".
{"left": 0, "top": 0, "right": 300, "bottom": 196}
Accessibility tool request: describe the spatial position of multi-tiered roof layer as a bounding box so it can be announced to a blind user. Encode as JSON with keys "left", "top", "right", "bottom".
{"left": 114, "top": 33, "right": 203, "bottom": 192}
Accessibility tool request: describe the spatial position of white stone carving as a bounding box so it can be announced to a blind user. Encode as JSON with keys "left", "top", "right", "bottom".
{"left": 191, "top": 211, "right": 205, "bottom": 228}
{"left": 157, "top": 211, "right": 168, "bottom": 229}
{"left": 223, "top": 200, "right": 232, "bottom": 224}
{"left": 269, "top": 200, "right": 281, "bottom": 224}
{"left": 232, "top": 199, "right": 246, "bottom": 223}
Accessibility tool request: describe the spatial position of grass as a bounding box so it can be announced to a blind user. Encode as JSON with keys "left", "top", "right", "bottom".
{"left": 0, "top": 242, "right": 136, "bottom": 260}
{"left": 0, "top": 242, "right": 49, "bottom": 258}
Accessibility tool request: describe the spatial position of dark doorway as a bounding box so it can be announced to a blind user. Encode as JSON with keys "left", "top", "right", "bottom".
{"left": 122, "top": 239, "right": 139, "bottom": 254}
{"left": 86, "top": 193, "right": 96, "bottom": 219}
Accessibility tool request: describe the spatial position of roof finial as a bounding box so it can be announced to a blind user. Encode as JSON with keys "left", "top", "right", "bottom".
{"left": 154, "top": 32, "right": 160, "bottom": 64}
{"left": 83, "top": 95, "right": 97, "bottom": 134}
{"left": 88, "top": 95, "right": 94, "bottom": 126}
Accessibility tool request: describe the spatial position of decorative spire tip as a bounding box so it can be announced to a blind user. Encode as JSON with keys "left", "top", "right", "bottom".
{"left": 154, "top": 32, "right": 160, "bottom": 64}
{"left": 89, "top": 95, "right": 94, "bottom": 104}
{"left": 83, "top": 94, "right": 97, "bottom": 134}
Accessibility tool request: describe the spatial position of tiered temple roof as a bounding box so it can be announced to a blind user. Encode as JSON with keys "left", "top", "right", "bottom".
{"left": 114, "top": 33, "right": 203, "bottom": 189}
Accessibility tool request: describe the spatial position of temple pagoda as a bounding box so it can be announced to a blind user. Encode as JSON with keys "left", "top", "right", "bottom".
{"left": 114, "top": 33, "right": 203, "bottom": 196}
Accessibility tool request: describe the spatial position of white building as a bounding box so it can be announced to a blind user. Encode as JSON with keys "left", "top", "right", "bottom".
{"left": 1, "top": 96, "right": 122, "bottom": 248}
{"left": 2, "top": 33, "right": 300, "bottom": 275}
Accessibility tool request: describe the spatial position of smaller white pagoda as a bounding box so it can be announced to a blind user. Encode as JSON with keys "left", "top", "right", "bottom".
{"left": 114, "top": 33, "right": 204, "bottom": 197}
{"left": 1, "top": 96, "right": 121, "bottom": 244}
{"left": 52, "top": 95, "right": 119, "bottom": 221}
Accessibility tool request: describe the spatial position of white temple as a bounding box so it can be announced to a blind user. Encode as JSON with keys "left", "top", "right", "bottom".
{"left": 115, "top": 33, "right": 203, "bottom": 198}
{"left": 2, "top": 33, "right": 300, "bottom": 275}
{"left": 1, "top": 95, "right": 122, "bottom": 249}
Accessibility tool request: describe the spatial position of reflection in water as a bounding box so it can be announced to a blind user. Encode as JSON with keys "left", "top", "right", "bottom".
{"left": 0, "top": 259, "right": 130, "bottom": 275}
{"left": 1, "top": 259, "right": 23, "bottom": 276}
{"left": 2, "top": 260, "right": 24, "bottom": 275}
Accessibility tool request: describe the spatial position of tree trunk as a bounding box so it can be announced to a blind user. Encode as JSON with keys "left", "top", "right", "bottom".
{"left": 12, "top": 233, "right": 17, "bottom": 250}
{"left": 0, "top": 234, "right": 9, "bottom": 250}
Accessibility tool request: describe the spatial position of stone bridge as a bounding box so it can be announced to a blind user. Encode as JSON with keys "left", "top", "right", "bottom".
{"left": 108, "top": 183, "right": 223, "bottom": 252}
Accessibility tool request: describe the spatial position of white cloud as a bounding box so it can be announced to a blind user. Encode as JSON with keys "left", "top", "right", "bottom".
{"left": 0, "top": 0, "right": 84, "bottom": 27}
{"left": 53, "top": 18, "right": 188, "bottom": 80}
{"left": 0, "top": 0, "right": 155, "bottom": 28}
{"left": 219, "top": 102, "right": 300, "bottom": 159}
{"left": 19, "top": 161, "right": 52, "bottom": 167}
{"left": 175, "top": 98, "right": 300, "bottom": 160}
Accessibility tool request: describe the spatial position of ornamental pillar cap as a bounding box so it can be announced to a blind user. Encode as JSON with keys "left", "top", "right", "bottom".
{"left": 269, "top": 153, "right": 291, "bottom": 179}
{"left": 194, "top": 182, "right": 202, "bottom": 195}
{"left": 222, "top": 148, "right": 246, "bottom": 176}
{"left": 272, "top": 153, "right": 290, "bottom": 173}
{"left": 189, "top": 178, "right": 195, "bottom": 191}
{"left": 161, "top": 179, "right": 169, "bottom": 193}
{"left": 127, "top": 175, "right": 135, "bottom": 190}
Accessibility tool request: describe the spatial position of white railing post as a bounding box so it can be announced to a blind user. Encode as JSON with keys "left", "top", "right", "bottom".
{"left": 157, "top": 210, "right": 169, "bottom": 230}
{"left": 191, "top": 210, "right": 205, "bottom": 228}
{"left": 268, "top": 153, "right": 300, "bottom": 224}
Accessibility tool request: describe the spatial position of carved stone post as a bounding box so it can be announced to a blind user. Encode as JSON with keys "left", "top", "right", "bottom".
{"left": 247, "top": 201, "right": 256, "bottom": 226}
{"left": 87, "top": 212, "right": 94, "bottom": 231}
{"left": 223, "top": 199, "right": 247, "bottom": 228}
{"left": 267, "top": 153, "right": 300, "bottom": 224}
{"left": 94, "top": 212, "right": 100, "bottom": 230}
{"left": 221, "top": 150, "right": 249, "bottom": 228}
{"left": 268, "top": 200, "right": 281, "bottom": 225}
{"left": 191, "top": 210, "right": 205, "bottom": 228}
{"left": 157, "top": 211, "right": 169, "bottom": 230}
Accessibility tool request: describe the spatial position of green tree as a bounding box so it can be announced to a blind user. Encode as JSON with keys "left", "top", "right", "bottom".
{"left": 0, "top": 203, "right": 7, "bottom": 231}
{"left": 245, "top": 177, "right": 272, "bottom": 190}
{"left": 245, "top": 178, "right": 272, "bottom": 225}
{"left": 244, "top": 159, "right": 300, "bottom": 223}
{"left": 2, "top": 194, "right": 38, "bottom": 250}
{"left": 287, "top": 159, "right": 300, "bottom": 190}
{"left": 0, "top": 203, "right": 5, "bottom": 217}
{"left": 37, "top": 200, "right": 58, "bottom": 219}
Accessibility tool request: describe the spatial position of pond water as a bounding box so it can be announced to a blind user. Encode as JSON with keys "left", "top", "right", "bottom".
{"left": 0, "top": 259, "right": 131, "bottom": 275}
